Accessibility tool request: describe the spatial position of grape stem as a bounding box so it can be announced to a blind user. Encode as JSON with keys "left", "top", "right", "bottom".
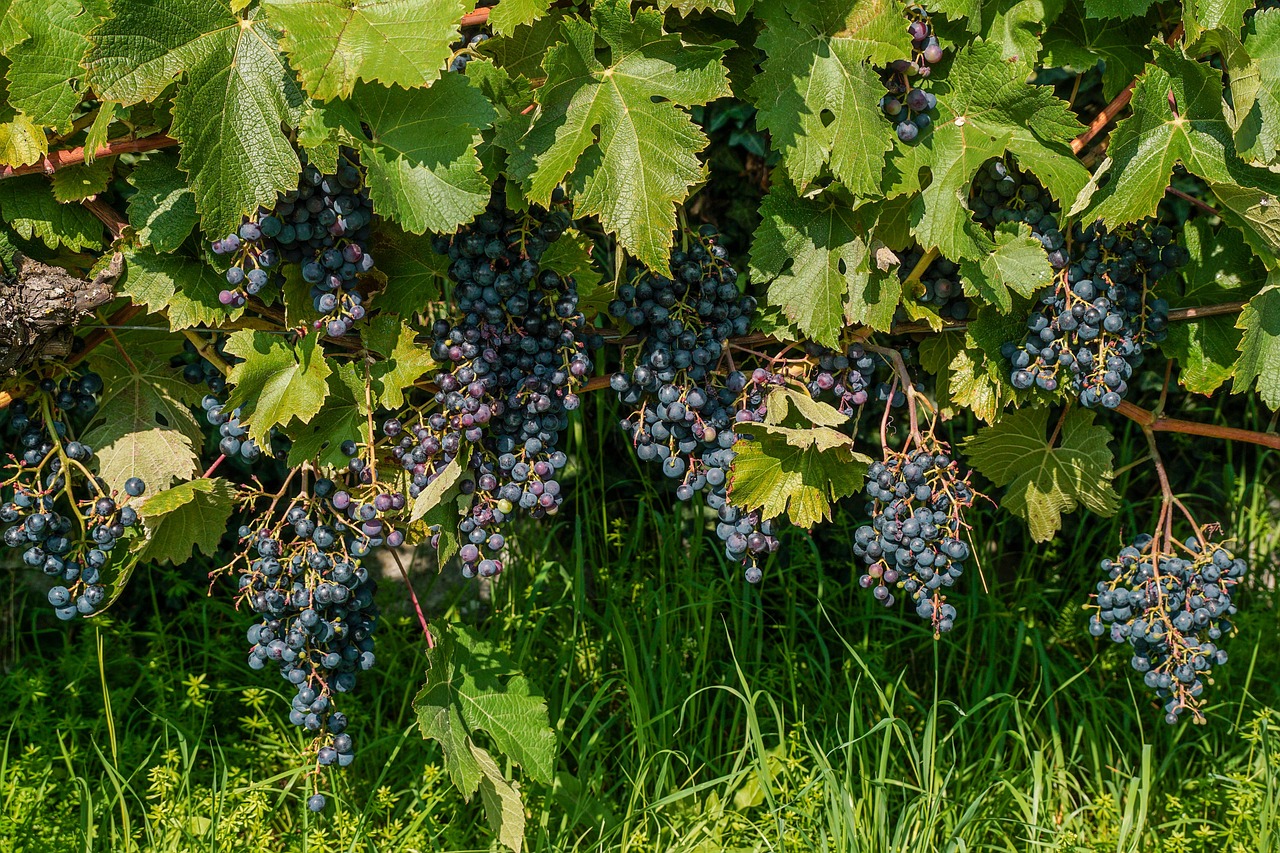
{"left": 389, "top": 547, "right": 435, "bottom": 650}
{"left": 202, "top": 453, "right": 226, "bottom": 479}
{"left": 1070, "top": 23, "right": 1184, "bottom": 155}
{"left": 0, "top": 135, "right": 180, "bottom": 181}
{"left": 1117, "top": 400, "right": 1280, "bottom": 450}
{"left": 867, "top": 344, "right": 923, "bottom": 444}
{"left": 81, "top": 196, "right": 128, "bottom": 240}
{"left": 181, "top": 330, "right": 232, "bottom": 376}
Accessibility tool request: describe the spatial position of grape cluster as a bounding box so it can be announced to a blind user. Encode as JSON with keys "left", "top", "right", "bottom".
{"left": 211, "top": 150, "right": 375, "bottom": 337}
{"left": 805, "top": 342, "right": 876, "bottom": 416}
{"left": 172, "top": 337, "right": 230, "bottom": 394}
{"left": 852, "top": 446, "right": 975, "bottom": 633}
{"left": 879, "top": 5, "right": 944, "bottom": 142}
{"left": 1002, "top": 219, "right": 1182, "bottom": 408}
{"left": 203, "top": 396, "right": 266, "bottom": 463}
{"left": 1, "top": 372, "right": 145, "bottom": 620}
{"left": 239, "top": 480, "right": 384, "bottom": 812}
{"left": 449, "top": 32, "right": 490, "bottom": 73}
{"left": 608, "top": 228, "right": 778, "bottom": 581}
{"left": 1088, "top": 535, "right": 1246, "bottom": 723}
{"left": 898, "top": 247, "right": 967, "bottom": 322}
{"left": 419, "top": 192, "right": 595, "bottom": 578}
{"left": 970, "top": 159, "right": 1068, "bottom": 269}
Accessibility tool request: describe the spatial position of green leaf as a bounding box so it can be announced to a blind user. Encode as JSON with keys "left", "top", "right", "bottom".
{"left": 1076, "top": 42, "right": 1280, "bottom": 251}
{"left": 410, "top": 453, "right": 465, "bottom": 523}
{"left": 126, "top": 152, "right": 199, "bottom": 252}
{"left": 1082, "top": 0, "right": 1156, "bottom": 19}
{"left": 0, "top": 174, "right": 104, "bottom": 250}
{"left": 414, "top": 624, "right": 556, "bottom": 797}
{"left": 364, "top": 315, "right": 434, "bottom": 410}
{"left": 1160, "top": 218, "right": 1264, "bottom": 395}
{"left": 909, "top": 38, "right": 1087, "bottom": 259}
{"left": 517, "top": 0, "right": 731, "bottom": 271}
{"left": 472, "top": 742, "right": 527, "bottom": 853}
{"left": 748, "top": 0, "right": 904, "bottom": 195}
{"left": 0, "top": 110, "right": 47, "bottom": 167}
{"left": 749, "top": 181, "right": 899, "bottom": 348}
{"left": 541, "top": 229, "right": 605, "bottom": 313}
{"left": 263, "top": 0, "right": 464, "bottom": 101}
{"left": 169, "top": 14, "right": 304, "bottom": 236}
{"left": 1232, "top": 279, "right": 1280, "bottom": 409}
{"left": 354, "top": 74, "right": 496, "bottom": 234}
{"left": 84, "top": 0, "right": 229, "bottom": 105}
{"left": 1235, "top": 9, "right": 1280, "bottom": 165}
{"left": 483, "top": 10, "right": 568, "bottom": 79}
{"left": 136, "top": 477, "right": 236, "bottom": 564}
{"left": 4, "top": 0, "right": 100, "bottom": 130}
{"left": 963, "top": 407, "right": 1118, "bottom": 542}
{"left": 959, "top": 222, "right": 1053, "bottom": 312}
{"left": 730, "top": 386, "right": 871, "bottom": 528}
{"left": 1041, "top": 0, "right": 1151, "bottom": 101}
{"left": 81, "top": 330, "right": 204, "bottom": 491}
{"left": 487, "top": 0, "right": 555, "bottom": 38}
{"left": 285, "top": 361, "right": 366, "bottom": 468}
{"left": 50, "top": 161, "right": 114, "bottom": 207}
{"left": 367, "top": 225, "right": 449, "bottom": 314}
{"left": 121, "top": 248, "right": 244, "bottom": 329}
{"left": 224, "top": 330, "right": 332, "bottom": 444}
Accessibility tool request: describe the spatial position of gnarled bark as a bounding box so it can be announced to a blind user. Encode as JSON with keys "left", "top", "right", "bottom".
{"left": 0, "top": 252, "right": 122, "bottom": 375}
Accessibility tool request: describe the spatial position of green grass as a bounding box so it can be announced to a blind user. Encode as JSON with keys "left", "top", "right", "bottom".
{"left": 2, "top": 393, "right": 1278, "bottom": 853}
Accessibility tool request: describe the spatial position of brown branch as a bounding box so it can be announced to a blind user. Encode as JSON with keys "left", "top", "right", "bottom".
{"left": 0, "top": 135, "right": 179, "bottom": 181}
{"left": 81, "top": 196, "right": 128, "bottom": 241}
{"left": 1116, "top": 400, "right": 1280, "bottom": 450}
{"left": 1070, "top": 23, "right": 1184, "bottom": 155}
{"left": 1165, "top": 186, "right": 1220, "bottom": 217}
{"left": 460, "top": 7, "right": 491, "bottom": 26}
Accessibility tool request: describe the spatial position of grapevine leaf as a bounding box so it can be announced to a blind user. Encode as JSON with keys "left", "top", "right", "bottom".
{"left": 1041, "top": 0, "right": 1151, "bottom": 101}
{"left": 126, "top": 152, "right": 199, "bottom": 253}
{"left": 0, "top": 175, "right": 104, "bottom": 250}
{"left": 1082, "top": 0, "right": 1156, "bottom": 20}
{"left": 1077, "top": 42, "right": 1280, "bottom": 250}
{"left": 170, "top": 15, "right": 305, "bottom": 236}
{"left": 0, "top": 0, "right": 28, "bottom": 52}
{"left": 82, "top": 100, "right": 117, "bottom": 161}
{"left": 81, "top": 331, "right": 204, "bottom": 491}
{"left": 409, "top": 453, "right": 465, "bottom": 523}
{"left": 4, "top": 0, "right": 100, "bottom": 131}
{"left": 1232, "top": 279, "right": 1280, "bottom": 408}
{"left": 750, "top": 181, "right": 899, "bottom": 348}
{"left": 367, "top": 226, "right": 449, "bottom": 313}
{"left": 730, "top": 429, "right": 870, "bottom": 528}
{"left": 518, "top": 0, "right": 731, "bottom": 271}
{"left": 488, "top": 0, "right": 555, "bottom": 36}
{"left": 1201, "top": 178, "right": 1280, "bottom": 266}
{"left": 761, "top": 385, "right": 850, "bottom": 429}
{"left": 136, "top": 477, "right": 236, "bottom": 564}
{"left": 364, "top": 315, "right": 435, "bottom": 410}
{"left": 1234, "top": 9, "right": 1280, "bottom": 165}
{"left": 354, "top": 74, "right": 496, "bottom": 234}
{"left": 415, "top": 624, "right": 556, "bottom": 797}
{"left": 1184, "top": 0, "right": 1255, "bottom": 43}
{"left": 50, "top": 158, "right": 114, "bottom": 203}
{"left": 121, "top": 248, "right": 244, "bottom": 329}
{"left": 910, "top": 38, "right": 1086, "bottom": 258}
{"left": 1160, "top": 218, "right": 1263, "bottom": 394}
{"left": 263, "top": 0, "right": 463, "bottom": 101}
{"left": 471, "top": 741, "right": 527, "bottom": 853}
{"left": 748, "top": 0, "right": 904, "bottom": 195}
{"left": 223, "top": 330, "right": 332, "bottom": 444}
{"left": 483, "top": 10, "right": 569, "bottom": 80}
{"left": 0, "top": 110, "right": 46, "bottom": 167}
{"left": 958, "top": 222, "right": 1052, "bottom": 312}
{"left": 285, "top": 361, "right": 366, "bottom": 468}
{"left": 541, "top": 230, "right": 605, "bottom": 312}
{"left": 963, "top": 407, "right": 1118, "bottom": 542}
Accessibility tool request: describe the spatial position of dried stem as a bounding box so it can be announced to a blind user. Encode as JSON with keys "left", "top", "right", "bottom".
{"left": 1116, "top": 400, "right": 1280, "bottom": 450}
{"left": 81, "top": 197, "right": 128, "bottom": 240}
{"left": 1070, "top": 23, "right": 1184, "bottom": 155}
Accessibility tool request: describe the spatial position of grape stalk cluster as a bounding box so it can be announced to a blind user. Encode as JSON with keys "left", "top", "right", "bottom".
{"left": 1, "top": 371, "right": 146, "bottom": 620}
{"left": 212, "top": 149, "right": 376, "bottom": 337}
{"left": 879, "top": 4, "right": 944, "bottom": 142}
{"left": 608, "top": 228, "right": 779, "bottom": 581}
{"left": 1088, "top": 535, "right": 1246, "bottom": 723}
{"left": 852, "top": 444, "right": 975, "bottom": 633}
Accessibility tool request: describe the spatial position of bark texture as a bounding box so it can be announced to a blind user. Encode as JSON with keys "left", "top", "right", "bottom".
{"left": 0, "top": 252, "right": 122, "bottom": 375}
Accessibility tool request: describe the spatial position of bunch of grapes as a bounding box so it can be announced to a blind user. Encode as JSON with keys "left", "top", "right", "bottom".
{"left": 238, "top": 477, "right": 387, "bottom": 812}
{"left": 879, "top": 4, "right": 944, "bottom": 142}
{"left": 852, "top": 445, "right": 975, "bottom": 633}
{"left": 202, "top": 396, "right": 267, "bottom": 463}
{"left": 211, "top": 150, "right": 375, "bottom": 337}
{"left": 804, "top": 343, "right": 876, "bottom": 416}
{"left": 969, "top": 159, "right": 1067, "bottom": 267}
{"left": 420, "top": 192, "right": 594, "bottom": 578}
{"left": 1088, "top": 534, "right": 1246, "bottom": 723}
{"left": 1, "top": 372, "right": 146, "bottom": 620}
{"left": 1003, "top": 219, "right": 1182, "bottom": 407}
{"left": 171, "top": 337, "right": 232, "bottom": 394}
{"left": 898, "top": 247, "right": 967, "bottom": 322}
{"left": 608, "top": 228, "right": 778, "bottom": 581}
